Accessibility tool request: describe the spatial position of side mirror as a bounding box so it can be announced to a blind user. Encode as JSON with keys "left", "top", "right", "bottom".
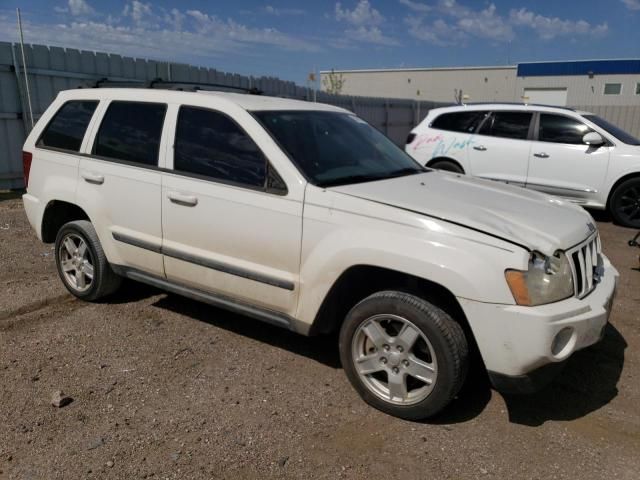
{"left": 583, "top": 131, "right": 604, "bottom": 146}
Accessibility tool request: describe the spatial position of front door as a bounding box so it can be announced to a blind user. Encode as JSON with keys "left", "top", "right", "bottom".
{"left": 161, "top": 105, "right": 302, "bottom": 315}
{"left": 526, "top": 113, "right": 610, "bottom": 204}
{"left": 467, "top": 110, "right": 534, "bottom": 187}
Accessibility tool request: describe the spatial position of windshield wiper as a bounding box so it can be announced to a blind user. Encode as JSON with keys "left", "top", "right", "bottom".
{"left": 320, "top": 174, "right": 388, "bottom": 187}
{"left": 385, "top": 167, "right": 424, "bottom": 179}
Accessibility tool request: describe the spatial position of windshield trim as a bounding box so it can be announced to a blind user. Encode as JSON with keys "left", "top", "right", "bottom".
{"left": 250, "top": 110, "right": 426, "bottom": 188}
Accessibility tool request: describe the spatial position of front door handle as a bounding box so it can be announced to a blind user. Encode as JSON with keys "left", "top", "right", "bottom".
{"left": 473, "top": 145, "right": 487, "bottom": 151}
{"left": 81, "top": 171, "right": 104, "bottom": 185}
{"left": 167, "top": 191, "right": 198, "bottom": 207}
{"left": 533, "top": 152, "right": 550, "bottom": 158}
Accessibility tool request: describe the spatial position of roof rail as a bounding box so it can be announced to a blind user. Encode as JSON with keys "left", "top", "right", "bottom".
{"left": 89, "top": 77, "right": 262, "bottom": 95}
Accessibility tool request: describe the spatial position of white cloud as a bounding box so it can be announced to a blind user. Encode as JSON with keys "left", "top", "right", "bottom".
{"left": 264, "top": 6, "right": 305, "bottom": 16}
{"left": 0, "top": 4, "right": 319, "bottom": 64}
{"left": 398, "top": 0, "right": 430, "bottom": 13}
{"left": 335, "top": 1, "right": 384, "bottom": 26}
{"left": 509, "top": 8, "right": 608, "bottom": 40}
{"left": 404, "top": 0, "right": 608, "bottom": 45}
{"left": 621, "top": 0, "right": 640, "bottom": 10}
{"left": 68, "top": 0, "right": 94, "bottom": 16}
{"left": 335, "top": 1, "right": 399, "bottom": 45}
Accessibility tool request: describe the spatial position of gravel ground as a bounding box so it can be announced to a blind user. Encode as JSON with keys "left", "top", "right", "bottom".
{"left": 1, "top": 194, "right": 639, "bottom": 480}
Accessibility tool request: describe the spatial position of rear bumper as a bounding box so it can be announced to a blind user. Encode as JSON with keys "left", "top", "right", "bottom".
{"left": 459, "top": 256, "right": 617, "bottom": 389}
{"left": 22, "top": 193, "right": 43, "bottom": 241}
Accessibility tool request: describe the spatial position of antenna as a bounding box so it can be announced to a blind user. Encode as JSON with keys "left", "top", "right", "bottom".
{"left": 16, "top": 8, "right": 34, "bottom": 129}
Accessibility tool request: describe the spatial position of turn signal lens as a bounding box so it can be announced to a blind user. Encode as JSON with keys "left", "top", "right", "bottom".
{"left": 505, "top": 270, "right": 532, "bottom": 306}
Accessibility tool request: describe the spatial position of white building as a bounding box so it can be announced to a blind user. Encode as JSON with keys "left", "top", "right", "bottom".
{"left": 321, "top": 59, "right": 640, "bottom": 107}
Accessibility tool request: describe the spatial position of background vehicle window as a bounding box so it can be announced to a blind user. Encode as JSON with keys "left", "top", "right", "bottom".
{"left": 174, "top": 107, "right": 266, "bottom": 188}
{"left": 94, "top": 101, "right": 166, "bottom": 166}
{"left": 478, "top": 112, "right": 532, "bottom": 140}
{"left": 38, "top": 101, "right": 98, "bottom": 151}
{"left": 431, "top": 111, "right": 487, "bottom": 133}
{"left": 539, "top": 114, "right": 591, "bottom": 144}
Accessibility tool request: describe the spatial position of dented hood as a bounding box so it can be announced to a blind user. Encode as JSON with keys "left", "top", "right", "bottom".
{"left": 330, "top": 171, "right": 595, "bottom": 255}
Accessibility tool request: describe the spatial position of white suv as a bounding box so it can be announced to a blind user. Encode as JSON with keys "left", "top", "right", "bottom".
{"left": 22, "top": 89, "right": 617, "bottom": 420}
{"left": 406, "top": 103, "right": 640, "bottom": 228}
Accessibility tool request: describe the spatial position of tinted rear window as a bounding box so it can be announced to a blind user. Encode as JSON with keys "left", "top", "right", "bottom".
{"left": 38, "top": 100, "right": 98, "bottom": 151}
{"left": 478, "top": 111, "right": 532, "bottom": 140}
{"left": 94, "top": 101, "right": 166, "bottom": 166}
{"left": 430, "top": 111, "right": 487, "bottom": 133}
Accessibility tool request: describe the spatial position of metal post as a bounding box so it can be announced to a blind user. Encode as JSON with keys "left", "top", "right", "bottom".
{"left": 16, "top": 8, "right": 34, "bottom": 129}
{"left": 10, "top": 44, "right": 30, "bottom": 135}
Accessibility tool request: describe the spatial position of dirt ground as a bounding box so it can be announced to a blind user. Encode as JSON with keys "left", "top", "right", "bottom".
{"left": 1, "top": 194, "right": 639, "bottom": 480}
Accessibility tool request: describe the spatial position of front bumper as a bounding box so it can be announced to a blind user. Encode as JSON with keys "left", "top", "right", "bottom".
{"left": 459, "top": 255, "right": 618, "bottom": 392}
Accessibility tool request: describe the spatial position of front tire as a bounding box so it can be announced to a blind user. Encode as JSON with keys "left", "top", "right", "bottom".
{"left": 609, "top": 177, "right": 640, "bottom": 228}
{"left": 339, "top": 291, "right": 468, "bottom": 420}
{"left": 55, "top": 220, "right": 121, "bottom": 301}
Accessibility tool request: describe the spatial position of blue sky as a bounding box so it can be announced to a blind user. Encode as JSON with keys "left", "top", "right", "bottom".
{"left": 1, "top": 0, "right": 639, "bottom": 85}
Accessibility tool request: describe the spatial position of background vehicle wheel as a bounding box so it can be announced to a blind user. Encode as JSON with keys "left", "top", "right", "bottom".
{"left": 610, "top": 177, "right": 640, "bottom": 228}
{"left": 428, "top": 160, "right": 464, "bottom": 174}
{"left": 55, "top": 220, "right": 121, "bottom": 301}
{"left": 339, "top": 291, "right": 468, "bottom": 420}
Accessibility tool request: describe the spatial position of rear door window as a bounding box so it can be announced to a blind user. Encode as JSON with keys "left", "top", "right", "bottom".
{"left": 173, "top": 106, "right": 267, "bottom": 188}
{"left": 478, "top": 111, "right": 532, "bottom": 140}
{"left": 538, "top": 114, "right": 592, "bottom": 145}
{"left": 94, "top": 101, "right": 166, "bottom": 166}
{"left": 431, "top": 111, "right": 487, "bottom": 133}
{"left": 38, "top": 100, "right": 98, "bottom": 151}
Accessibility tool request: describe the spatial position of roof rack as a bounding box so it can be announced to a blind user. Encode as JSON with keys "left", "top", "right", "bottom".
{"left": 89, "top": 77, "right": 262, "bottom": 95}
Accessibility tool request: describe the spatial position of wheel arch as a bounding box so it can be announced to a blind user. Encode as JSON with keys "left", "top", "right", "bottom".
{"left": 426, "top": 157, "right": 465, "bottom": 173}
{"left": 308, "top": 265, "right": 474, "bottom": 344}
{"left": 606, "top": 172, "right": 640, "bottom": 209}
{"left": 41, "top": 200, "right": 91, "bottom": 243}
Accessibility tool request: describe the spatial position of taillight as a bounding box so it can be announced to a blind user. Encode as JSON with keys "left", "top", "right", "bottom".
{"left": 22, "top": 151, "right": 33, "bottom": 188}
{"left": 406, "top": 133, "right": 416, "bottom": 145}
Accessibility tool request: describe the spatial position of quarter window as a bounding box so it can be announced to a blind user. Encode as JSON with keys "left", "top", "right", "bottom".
{"left": 478, "top": 112, "right": 532, "bottom": 140}
{"left": 94, "top": 101, "right": 166, "bottom": 166}
{"left": 538, "top": 114, "right": 592, "bottom": 145}
{"left": 430, "top": 111, "right": 487, "bottom": 133}
{"left": 38, "top": 100, "right": 98, "bottom": 151}
{"left": 603, "top": 83, "right": 622, "bottom": 95}
{"left": 635, "top": 83, "right": 640, "bottom": 95}
{"left": 174, "top": 107, "right": 266, "bottom": 188}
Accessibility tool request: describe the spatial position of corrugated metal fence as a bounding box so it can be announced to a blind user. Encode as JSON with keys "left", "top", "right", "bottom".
{"left": 0, "top": 41, "right": 445, "bottom": 189}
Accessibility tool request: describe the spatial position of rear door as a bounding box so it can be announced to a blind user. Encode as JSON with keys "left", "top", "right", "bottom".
{"left": 160, "top": 104, "right": 302, "bottom": 315}
{"left": 77, "top": 100, "right": 168, "bottom": 275}
{"left": 467, "top": 110, "right": 534, "bottom": 186}
{"left": 526, "top": 113, "right": 610, "bottom": 203}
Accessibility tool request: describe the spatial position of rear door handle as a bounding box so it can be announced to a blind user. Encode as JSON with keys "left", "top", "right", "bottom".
{"left": 473, "top": 145, "right": 487, "bottom": 151}
{"left": 167, "top": 191, "right": 198, "bottom": 207}
{"left": 81, "top": 171, "right": 104, "bottom": 185}
{"left": 533, "top": 152, "right": 550, "bottom": 158}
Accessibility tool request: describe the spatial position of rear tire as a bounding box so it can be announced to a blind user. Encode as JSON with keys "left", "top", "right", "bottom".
{"left": 429, "top": 159, "right": 464, "bottom": 174}
{"left": 339, "top": 291, "right": 468, "bottom": 420}
{"left": 55, "top": 220, "right": 121, "bottom": 301}
{"left": 609, "top": 177, "right": 640, "bottom": 228}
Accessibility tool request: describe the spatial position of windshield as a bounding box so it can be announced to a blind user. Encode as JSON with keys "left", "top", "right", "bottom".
{"left": 584, "top": 115, "right": 640, "bottom": 145}
{"left": 253, "top": 110, "right": 425, "bottom": 187}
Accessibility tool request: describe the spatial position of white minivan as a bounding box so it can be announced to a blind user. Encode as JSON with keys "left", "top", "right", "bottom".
{"left": 406, "top": 104, "right": 640, "bottom": 228}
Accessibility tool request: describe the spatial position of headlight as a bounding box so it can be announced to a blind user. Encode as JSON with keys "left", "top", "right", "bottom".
{"left": 505, "top": 251, "right": 574, "bottom": 306}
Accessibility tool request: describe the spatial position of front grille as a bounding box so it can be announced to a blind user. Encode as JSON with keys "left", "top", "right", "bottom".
{"left": 567, "top": 233, "right": 602, "bottom": 299}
